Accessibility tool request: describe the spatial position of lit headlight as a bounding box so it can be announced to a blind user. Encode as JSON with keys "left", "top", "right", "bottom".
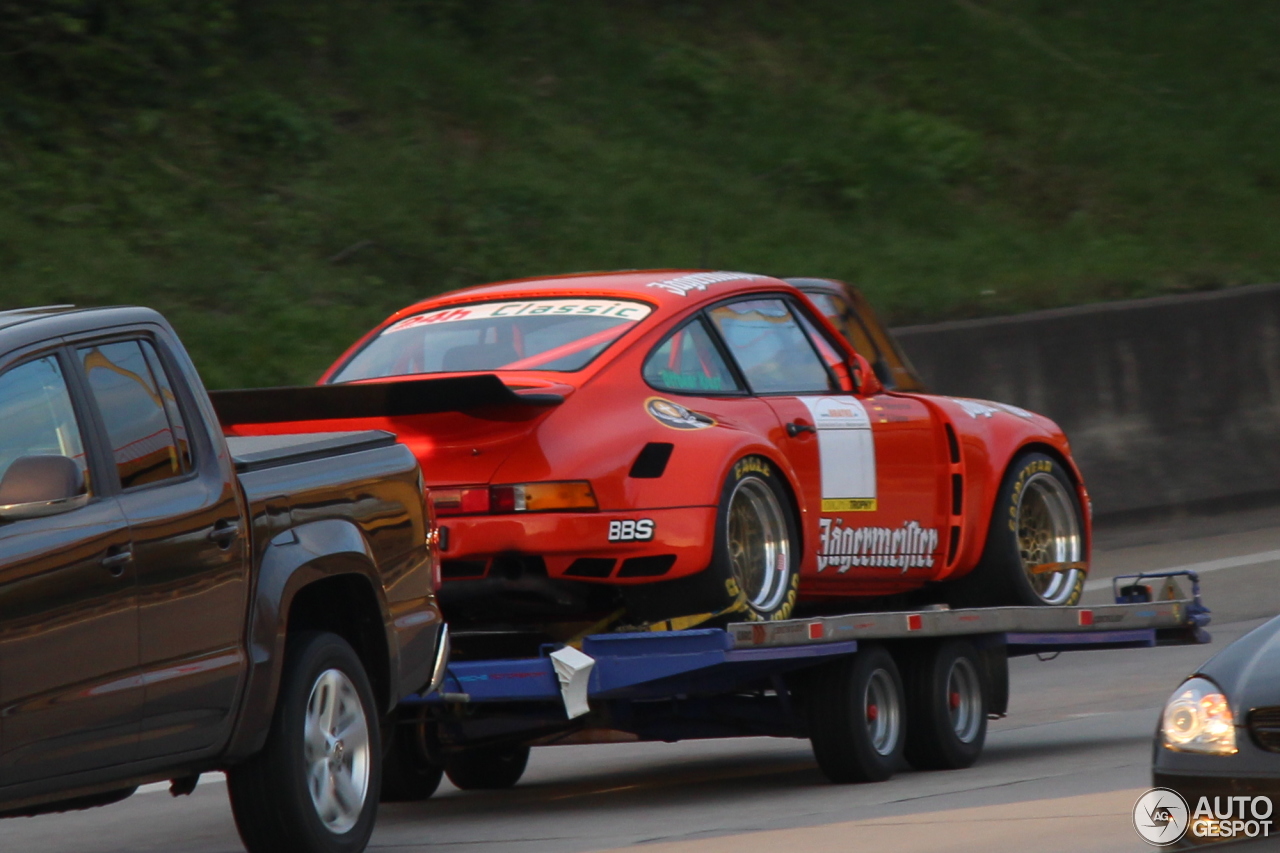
{"left": 1161, "top": 676, "right": 1237, "bottom": 755}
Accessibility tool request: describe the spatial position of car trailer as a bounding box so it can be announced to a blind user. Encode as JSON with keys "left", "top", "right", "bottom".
{"left": 385, "top": 572, "right": 1211, "bottom": 794}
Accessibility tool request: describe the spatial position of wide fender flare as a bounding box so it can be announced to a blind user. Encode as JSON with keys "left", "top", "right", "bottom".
{"left": 711, "top": 443, "right": 810, "bottom": 549}
{"left": 225, "top": 518, "right": 395, "bottom": 761}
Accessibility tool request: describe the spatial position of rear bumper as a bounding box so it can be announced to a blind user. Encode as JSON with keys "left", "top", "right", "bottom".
{"left": 441, "top": 506, "right": 717, "bottom": 584}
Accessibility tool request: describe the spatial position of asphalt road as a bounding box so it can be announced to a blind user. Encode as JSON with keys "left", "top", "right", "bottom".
{"left": 8, "top": 506, "right": 1280, "bottom": 853}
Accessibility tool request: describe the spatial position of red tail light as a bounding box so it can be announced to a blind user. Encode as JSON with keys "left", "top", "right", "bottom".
{"left": 429, "top": 482, "right": 597, "bottom": 516}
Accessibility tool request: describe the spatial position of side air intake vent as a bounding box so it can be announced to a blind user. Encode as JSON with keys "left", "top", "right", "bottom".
{"left": 629, "top": 442, "right": 674, "bottom": 479}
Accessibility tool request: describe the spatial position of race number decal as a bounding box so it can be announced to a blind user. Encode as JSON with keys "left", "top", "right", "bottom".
{"left": 798, "top": 396, "right": 877, "bottom": 512}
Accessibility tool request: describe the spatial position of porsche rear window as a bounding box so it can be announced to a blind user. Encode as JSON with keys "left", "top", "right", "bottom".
{"left": 331, "top": 298, "right": 654, "bottom": 381}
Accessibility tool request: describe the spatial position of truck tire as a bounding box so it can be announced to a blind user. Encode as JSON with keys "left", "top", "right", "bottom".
{"left": 903, "top": 640, "right": 987, "bottom": 770}
{"left": 228, "top": 631, "right": 381, "bottom": 853}
{"left": 952, "top": 452, "right": 1086, "bottom": 607}
{"left": 444, "top": 745, "right": 530, "bottom": 790}
{"left": 381, "top": 712, "right": 443, "bottom": 802}
{"left": 806, "top": 644, "right": 905, "bottom": 783}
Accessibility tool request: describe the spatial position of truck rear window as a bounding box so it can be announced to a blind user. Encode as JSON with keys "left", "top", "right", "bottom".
{"left": 331, "top": 298, "right": 654, "bottom": 381}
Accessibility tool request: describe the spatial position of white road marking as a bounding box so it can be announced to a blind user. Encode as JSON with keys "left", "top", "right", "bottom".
{"left": 1084, "top": 548, "right": 1280, "bottom": 592}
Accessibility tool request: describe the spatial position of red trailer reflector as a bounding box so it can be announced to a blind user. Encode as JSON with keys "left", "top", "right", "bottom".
{"left": 1079, "top": 610, "right": 1094, "bottom": 627}
{"left": 808, "top": 622, "right": 825, "bottom": 640}
{"left": 906, "top": 614, "right": 923, "bottom": 631}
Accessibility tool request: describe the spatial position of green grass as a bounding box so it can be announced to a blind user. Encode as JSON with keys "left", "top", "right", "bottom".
{"left": 3, "top": 1, "right": 1280, "bottom": 386}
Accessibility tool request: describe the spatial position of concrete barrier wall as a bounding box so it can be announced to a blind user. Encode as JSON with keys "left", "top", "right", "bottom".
{"left": 892, "top": 282, "right": 1280, "bottom": 519}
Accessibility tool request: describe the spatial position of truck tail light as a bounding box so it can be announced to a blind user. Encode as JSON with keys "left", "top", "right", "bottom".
{"left": 429, "top": 482, "right": 598, "bottom": 516}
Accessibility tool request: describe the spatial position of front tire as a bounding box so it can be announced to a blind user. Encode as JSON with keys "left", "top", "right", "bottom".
{"left": 953, "top": 452, "right": 1086, "bottom": 607}
{"left": 228, "top": 632, "right": 381, "bottom": 853}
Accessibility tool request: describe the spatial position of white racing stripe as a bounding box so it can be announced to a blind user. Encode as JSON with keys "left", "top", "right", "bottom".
{"left": 1083, "top": 548, "right": 1280, "bottom": 592}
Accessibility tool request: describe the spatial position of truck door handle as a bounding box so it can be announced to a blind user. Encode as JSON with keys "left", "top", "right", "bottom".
{"left": 209, "top": 520, "right": 241, "bottom": 548}
{"left": 101, "top": 546, "right": 134, "bottom": 576}
{"left": 786, "top": 422, "right": 817, "bottom": 437}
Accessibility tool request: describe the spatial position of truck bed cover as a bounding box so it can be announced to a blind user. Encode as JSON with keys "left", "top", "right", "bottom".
{"left": 226, "top": 430, "right": 397, "bottom": 473}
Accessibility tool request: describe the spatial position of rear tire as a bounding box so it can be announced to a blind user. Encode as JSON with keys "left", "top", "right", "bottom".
{"left": 444, "top": 745, "right": 530, "bottom": 790}
{"left": 951, "top": 452, "right": 1086, "bottom": 607}
{"left": 903, "top": 640, "right": 987, "bottom": 770}
{"left": 807, "top": 644, "right": 905, "bottom": 783}
{"left": 623, "top": 455, "right": 800, "bottom": 624}
{"left": 381, "top": 711, "right": 443, "bottom": 802}
{"left": 228, "top": 632, "right": 381, "bottom": 853}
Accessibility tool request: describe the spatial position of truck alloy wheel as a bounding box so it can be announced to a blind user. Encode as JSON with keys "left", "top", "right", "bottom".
{"left": 304, "top": 669, "right": 372, "bottom": 832}
{"left": 228, "top": 631, "right": 381, "bottom": 853}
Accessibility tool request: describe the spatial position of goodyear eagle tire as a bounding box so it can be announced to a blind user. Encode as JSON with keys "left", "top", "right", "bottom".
{"left": 444, "top": 745, "right": 530, "bottom": 790}
{"left": 380, "top": 710, "right": 443, "bottom": 802}
{"left": 620, "top": 455, "right": 799, "bottom": 624}
{"left": 952, "top": 453, "right": 1086, "bottom": 607}
{"left": 903, "top": 640, "right": 987, "bottom": 771}
{"left": 705, "top": 456, "right": 800, "bottom": 622}
{"left": 228, "top": 631, "right": 381, "bottom": 853}
{"left": 807, "top": 644, "right": 905, "bottom": 784}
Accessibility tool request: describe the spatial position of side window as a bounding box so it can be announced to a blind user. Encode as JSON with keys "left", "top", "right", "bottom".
{"left": 139, "top": 341, "right": 193, "bottom": 472}
{"left": 708, "top": 298, "right": 836, "bottom": 394}
{"left": 79, "top": 340, "right": 192, "bottom": 489}
{"left": 643, "top": 318, "right": 742, "bottom": 394}
{"left": 794, "top": 308, "right": 855, "bottom": 392}
{"left": 0, "top": 355, "right": 90, "bottom": 497}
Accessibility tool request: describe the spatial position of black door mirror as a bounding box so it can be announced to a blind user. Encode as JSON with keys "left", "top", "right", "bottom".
{"left": 0, "top": 455, "right": 88, "bottom": 520}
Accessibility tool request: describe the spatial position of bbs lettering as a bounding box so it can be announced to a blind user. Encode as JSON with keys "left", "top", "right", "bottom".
{"left": 608, "top": 519, "right": 655, "bottom": 542}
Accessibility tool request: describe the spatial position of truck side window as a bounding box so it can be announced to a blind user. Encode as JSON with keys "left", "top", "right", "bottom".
{"left": 708, "top": 298, "right": 836, "bottom": 394}
{"left": 79, "top": 340, "right": 190, "bottom": 489}
{"left": 0, "top": 356, "right": 90, "bottom": 496}
{"left": 643, "top": 318, "right": 742, "bottom": 394}
{"left": 139, "top": 340, "right": 193, "bottom": 473}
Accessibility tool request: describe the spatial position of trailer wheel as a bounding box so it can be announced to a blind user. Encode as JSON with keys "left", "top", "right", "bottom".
{"left": 903, "top": 640, "right": 987, "bottom": 770}
{"left": 952, "top": 452, "right": 1086, "bottom": 607}
{"left": 228, "top": 631, "right": 380, "bottom": 853}
{"left": 381, "top": 711, "right": 443, "bottom": 802}
{"left": 444, "top": 745, "right": 530, "bottom": 790}
{"left": 807, "top": 644, "right": 905, "bottom": 783}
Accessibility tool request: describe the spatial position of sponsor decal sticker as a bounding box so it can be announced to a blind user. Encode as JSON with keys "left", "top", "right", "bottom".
{"left": 799, "top": 396, "right": 877, "bottom": 509}
{"left": 818, "top": 519, "right": 939, "bottom": 573}
{"left": 645, "top": 397, "right": 717, "bottom": 430}
{"left": 385, "top": 299, "right": 653, "bottom": 334}
{"left": 608, "top": 519, "right": 654, "bottom": 542}
{"left": 645, "top": 271, "right": 758, "bottom": 297}
{"left": 821, "top": 498, "right": 876, "bottom": 512}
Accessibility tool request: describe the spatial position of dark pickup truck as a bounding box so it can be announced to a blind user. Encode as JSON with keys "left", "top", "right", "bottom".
{"left": 0, "top": 306, "right": 446, "bottom": 853}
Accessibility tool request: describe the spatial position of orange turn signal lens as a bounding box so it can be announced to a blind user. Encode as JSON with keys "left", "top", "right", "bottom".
{"left": 507, "top": 481, "right": 598, "bottom": 513}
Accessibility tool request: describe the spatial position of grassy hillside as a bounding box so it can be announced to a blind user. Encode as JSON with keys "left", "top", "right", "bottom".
{"left": 3, "top": 1, "right": 1279, "bottom": 387}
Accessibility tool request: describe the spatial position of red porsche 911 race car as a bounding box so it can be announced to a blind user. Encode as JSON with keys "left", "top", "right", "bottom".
{"left": 220, "top": 270, "right": 1090, "bottom": 638}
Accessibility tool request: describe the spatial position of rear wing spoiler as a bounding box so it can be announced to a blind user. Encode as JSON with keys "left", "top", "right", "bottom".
{"left": 209, "top": 374, "right": 563, "bottom": 427}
